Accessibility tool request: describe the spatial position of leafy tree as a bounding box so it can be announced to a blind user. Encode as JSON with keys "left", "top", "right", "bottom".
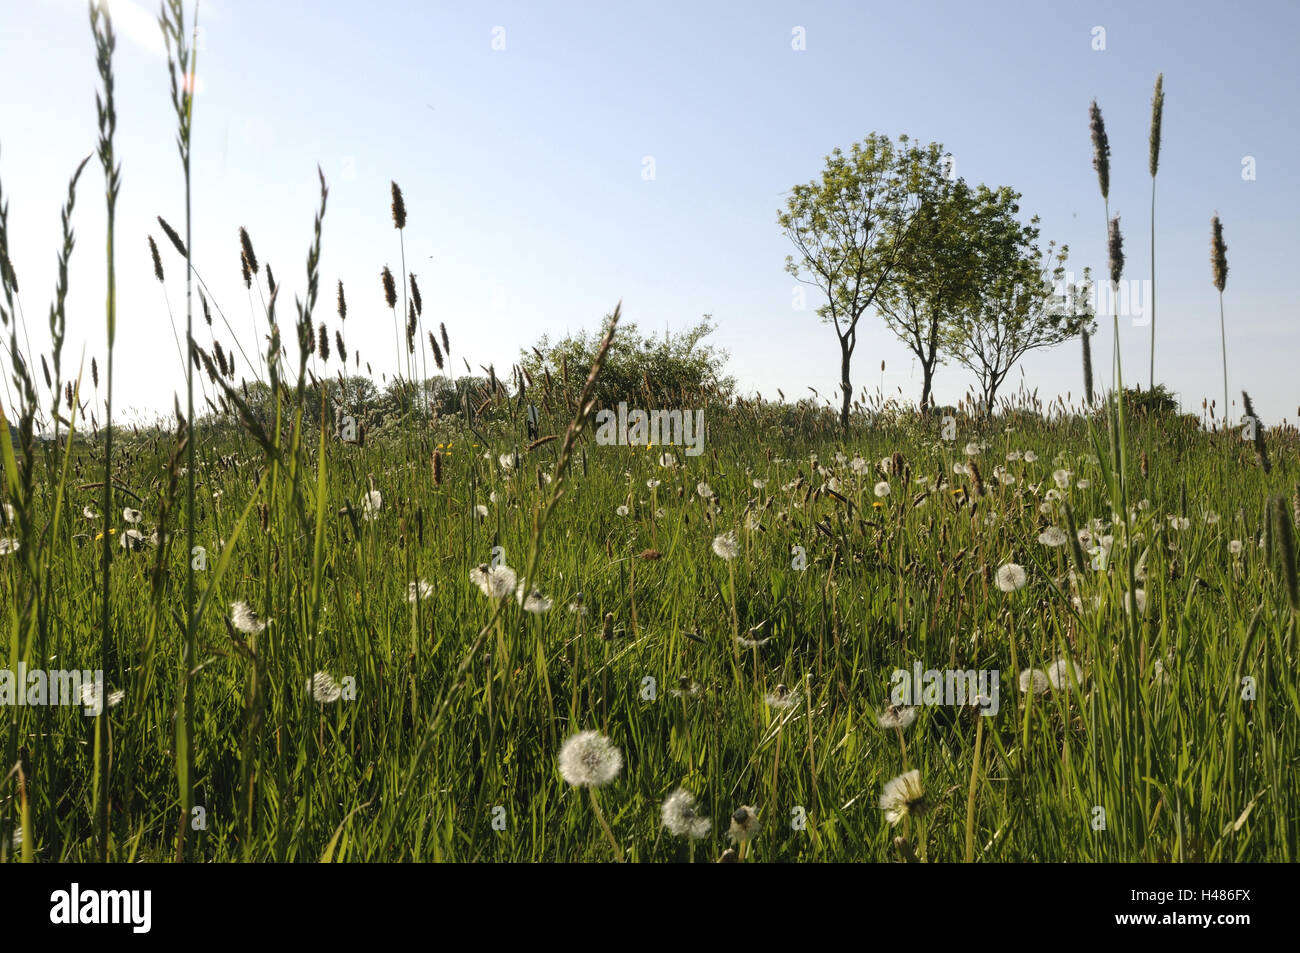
{"left": 779, "top": 134, "right": 944, "bottom": 430}
{"left": 518, "top": 316, "right": 734, "bottom": 411}
{"left": 1122, "top": 383, "right": 1180, "bottom": 417}
{"left": 876, "top": 175, "right": 986, "bottom": 411}
{"left": 941, "top": 189, "right": 1094, "bottom": 413}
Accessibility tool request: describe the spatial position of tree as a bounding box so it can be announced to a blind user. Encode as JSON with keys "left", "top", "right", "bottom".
{"left": 941, "top": 189, "right": 1094, "bottom": 413}
{"left": 518, "top": 316, "right": 734, "bottom": 411}
{"left": 876, "top": 174, "right": 985, "bottom": 411}
{"left": 779, "top": 134, "right": 943, "bottom": 430}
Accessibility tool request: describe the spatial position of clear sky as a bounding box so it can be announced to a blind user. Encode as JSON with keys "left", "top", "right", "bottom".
{"left": 2, "top": 0, "right": 1297, "bottom": 428}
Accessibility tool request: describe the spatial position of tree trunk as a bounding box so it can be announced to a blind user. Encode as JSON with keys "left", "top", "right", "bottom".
{"left": 983, "top": 377, "right": 1000, "bottom": 416}
{"left": 839, "top": 342, "right": 853, "bottom": 432}
{"left": 919, "top": 361, "right": 934, "bottom": 412}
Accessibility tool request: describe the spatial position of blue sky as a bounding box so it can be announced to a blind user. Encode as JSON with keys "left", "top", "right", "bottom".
{"left": 2, "top": 0, "right": 1297, "bottom": 427}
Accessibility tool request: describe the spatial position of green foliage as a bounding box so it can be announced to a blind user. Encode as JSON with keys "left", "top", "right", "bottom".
{"left": 877, "top": 175, "right": 985, "bottom": 410}
{"left": 940, "top": 190, "right": 1095, "bottom": 412}
{"left": 3, "top": 402, "right": 1297, "bottom": 861}
{"left": 1124, "top": 383, "right": 1180, "bottom": 417}
{"left": 518, "top": 316, "right": 734, "bottom": 411}
{"left": 779, "top": 134, "right": 949, "bottom": 427}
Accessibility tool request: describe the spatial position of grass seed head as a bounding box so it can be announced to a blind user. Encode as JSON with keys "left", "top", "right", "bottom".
{"left": 148, "top": 235, "right": 164, "bottom": 282}
{"left": 381, "top": 266, "right": 397, "bottom": 309}
{"left": 239, "top": 226, "right": 258, "bottom": 287}
{"left": 1211, "top": 215, "right": 1228, "bottom": 292}
{"left": 1108, "top": 215, "right": 1124, "bottom": 286}
{"left": 390, "top": 180, "right": 406, "bottom": 229}
{"left": 409, "top": 273, "right": 422, "bottom": 316}
{"left": 1149, "top": 73, "right": 1165, "bottom": 178}
{"left": 157, "top": 215, "right": 187, "bottom": 257}
{"left": 1089, "top": 100, "right": 1110, "bottom": 201}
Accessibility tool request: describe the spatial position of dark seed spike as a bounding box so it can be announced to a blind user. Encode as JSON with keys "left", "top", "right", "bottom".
{"left": 381, "top": 266, "right": 397, "bottom": 309}
{"left": 409, "top": 273, "right": 422, "bottom": 316}
{"left": 148, "top": 235, "right": 164, "bottom": 282}
{"left": 157, "top": 216, "right": 187, "bottom": 257}
{"left": 1211, "top": 215, "right": 1228, "bottom": 292}
{"left": 390, "top": 181, "right": 407, "bottom": 230}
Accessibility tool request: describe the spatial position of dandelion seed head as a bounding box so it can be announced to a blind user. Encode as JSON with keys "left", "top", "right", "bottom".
{"left": 996, "top": 562, "right": 1027, "bottom": 592}
{"left": 308, "top": 671, "right": 342, "bottom": 704}
{"left": 661, "top": 788, "right": 712, "bottom": 839}
{"left": 470, "top": 563, "right": 517, "bottom": 599}
{"left": 1018, "top": 668, "right": 1049, "bottom": 694}
{"left": 557, "top": 730, "right": 623, "bottom": 787}
{"left": 878, "top": 704, "right": 917, "bottom": 731}
{"left": 79, "top": 681, "right": 124, "bottom": 710}
{"left": 230, "top": 600, "right": 266, "bottom": 634}
{"left": 764, "top": 683, "right": 800, "bottom": 710}
{"left": 119, "top": 528, "right": 147, "bottom": 551}
{"left": 1038, "top": 526, "right": 1069, "bottom": 548}
{"left": 712, "top": 531, "right": 739, "bottom": 560}
{"left": 879, "top": 769, "right": 924, "bottom": 826}
{"left": 516, "top": 585, "right": 553, "bottom": 613}
{"left": 1047, "top": 657, "right": 1084, "bottom": 690}
{"left": 727, "top": 805, "right": 762, "bottom": 843}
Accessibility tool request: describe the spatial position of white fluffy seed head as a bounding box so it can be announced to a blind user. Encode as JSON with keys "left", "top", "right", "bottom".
{"left": 661, "top": 788, "right": 711, "bottom": 839}
{"left": 1018, "top": 668, "right": 1049, "bottom": 694}
{"left": 1038, "top": 526, "right": 1069, "bottom": 548}
{"left": 878, "top": 704, "right": 917, "bottom": 730}
{"left": 558, "top": 730, "right": 623, "bottom": 788}
{"left": 879, "top": 769, "right": 924, "bottom": 826}
{"left": 712, "top": 531, "right": 739, "bottom": 560}
{"left": 470, "top": 563, "right": 517, "bottom": 599}
{"left": 308, "top": 671, "right": 342, "bottom": 704}
{"left": 996, "top": 563, "right": 1027, "bottom": 592}
{"left": 230, "top": 600, "right": 266, "bottom": 634}
{"left": 727, "top": 805, "right": 762, "bottom": 843}
{"left": 1047, "top": 657, "right": 1084, "bottom": 690}
{"left": 516, "top": 585, "right": 553, "bottom": 613}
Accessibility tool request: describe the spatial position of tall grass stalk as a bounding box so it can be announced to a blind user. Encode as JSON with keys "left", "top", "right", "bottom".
{"left": 1211, "top": 215, "right": 1229, "bottom": 432}
{"left": 1148, "top": 74, "right": 1164, "bottom": 391}
{"left": 160, "top": 0, "right": 199, "bottom": 862}
{"left": 89, "top": 0, "right": 120, "bottom": 864}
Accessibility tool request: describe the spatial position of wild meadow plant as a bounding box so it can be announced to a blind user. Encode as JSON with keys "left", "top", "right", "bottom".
{"left": 1211, "top": 214, "right": 1230, "bottom": 430}
{"left": 88, "top": 0, "right": 120, "bottom": 864}
{"left": 157, "top": 0, "right": 201, "bottom": 862}
{"left": 1148, "top": 74, "right": 1164, "bottom": 392}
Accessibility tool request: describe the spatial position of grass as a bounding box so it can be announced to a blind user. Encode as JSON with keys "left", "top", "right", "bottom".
{"left": 0, "top": 395, "right": 1297, "bottom": 861}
